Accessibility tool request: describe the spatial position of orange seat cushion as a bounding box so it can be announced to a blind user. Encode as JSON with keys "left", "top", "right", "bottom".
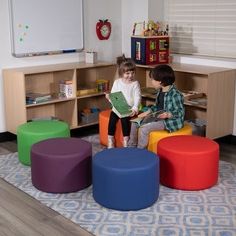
{"left": 99, "top": 110, "right": 123, "bottom": 147}
{"left": 157, "top": 135, "right": 219, "bottom": 190}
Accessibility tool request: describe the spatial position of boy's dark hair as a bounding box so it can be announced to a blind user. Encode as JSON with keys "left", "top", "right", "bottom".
{"left": 149, "top": 64, "right": 175, "bottom": 86}
{"left": 117, "top": 54, "right": 136, "bottom": 77}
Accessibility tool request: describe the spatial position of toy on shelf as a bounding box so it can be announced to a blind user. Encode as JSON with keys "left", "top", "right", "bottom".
{"left": 96, "top": 79, "right": 109, "bottom": 92}
{"left": 131, "top": 20, "right": 169, "bottom": 65}
{"left": 132, "top": 20, "right": 168, "bottom": 37}
{"left": 131, "top": 35, "right": 169, "bottom": 65}
{"left": 59, "top": 80, "right": 73, "bottom": 98}
{"left": 80, "top": 107, "right": 100, "bottom": 124}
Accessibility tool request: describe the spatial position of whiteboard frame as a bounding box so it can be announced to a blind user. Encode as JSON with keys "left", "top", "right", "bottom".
{"left": 9, "top": 0, "right": 84, "bottom": 57}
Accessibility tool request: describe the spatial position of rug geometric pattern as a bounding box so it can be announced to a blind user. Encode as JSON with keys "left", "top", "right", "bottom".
{"left": 0, "top": 135, "right": 236, "bottom": 236}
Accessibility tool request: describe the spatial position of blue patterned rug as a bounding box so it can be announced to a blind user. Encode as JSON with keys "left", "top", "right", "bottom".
{"left": 0, "top": 135, "right": 236, "bottom": 236}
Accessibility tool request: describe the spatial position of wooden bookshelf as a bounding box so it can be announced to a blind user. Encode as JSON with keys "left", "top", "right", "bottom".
{"left": 136, "top": 63, "right": 236, "bottom": 139}
{"left": 3, "top": 62, "right": 116, "bottom": 134}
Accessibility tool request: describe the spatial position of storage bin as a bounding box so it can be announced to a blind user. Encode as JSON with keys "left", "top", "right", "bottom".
{"left": 81, "top": 111, "right": 99, "bottom": 124}
{"left": 185, "top": 119, "right": 206, "bottom": 136}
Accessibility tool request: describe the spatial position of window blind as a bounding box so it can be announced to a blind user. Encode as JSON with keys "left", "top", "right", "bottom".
{"left": 164, "top": 0, "right": 236, "bottom": 58}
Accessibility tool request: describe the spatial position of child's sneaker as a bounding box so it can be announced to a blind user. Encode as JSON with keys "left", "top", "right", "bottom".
{"left": 108, "top": 135, "right": 114, "bottom": 149}
{"left": 123, "top": 136, "right": 129, "bottom": 148}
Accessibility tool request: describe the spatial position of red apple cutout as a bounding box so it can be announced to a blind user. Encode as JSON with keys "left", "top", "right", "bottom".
{"left": 96, "top": 19, "right": 111, "bottom": 40}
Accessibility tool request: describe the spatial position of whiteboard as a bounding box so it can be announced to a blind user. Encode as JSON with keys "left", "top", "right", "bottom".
{"left": 9, "top": 0, "right": 84, "bottom": 57}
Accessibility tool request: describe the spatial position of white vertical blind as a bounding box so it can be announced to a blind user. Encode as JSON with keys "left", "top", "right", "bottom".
{"left": 164, "top": 0, "right": 236, "bottom": 58}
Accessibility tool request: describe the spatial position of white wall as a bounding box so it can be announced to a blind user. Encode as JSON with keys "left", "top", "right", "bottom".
{"left": 148, "top": 0, "right": 164, "bottom": 21}
{"left": 121, "top": 0, "right": 149, "bottom": 57}
{"left": 0, "top": 0, "right": 122, "bottom": 132}
{"left": 121, "top": 0, "right": 164, "bottom": 57}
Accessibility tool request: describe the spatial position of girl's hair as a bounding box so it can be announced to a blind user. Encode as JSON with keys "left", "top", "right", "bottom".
{"left": 149, "top": 64, "right": 175, "bottom": 86}
{"left": 117, "top": 54, "right": 136, "bottom": 77}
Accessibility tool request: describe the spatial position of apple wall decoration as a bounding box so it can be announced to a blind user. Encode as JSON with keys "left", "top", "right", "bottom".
{"left": 96, "top": 19, "right": 111, "bottom": 40}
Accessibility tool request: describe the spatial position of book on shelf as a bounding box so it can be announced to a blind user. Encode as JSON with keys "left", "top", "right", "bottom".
{"left": 26, "top": 92, "right": 52, "bottom": 104}
{"left": 187, "top": 97, "right": 207, "bottom": 106}
{"left": 130, "top": 110, "right": 165, "bottom": 127}
{"left": 141, "top": 87, "right": 157, "bottom": 100}
{"left": 109, "top": 91, "right": 132, "bottom": 118}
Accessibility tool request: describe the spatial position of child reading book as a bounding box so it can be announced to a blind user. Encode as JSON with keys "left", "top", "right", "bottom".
{"left": 128, "top": 64, "right": 185, "bottom": 149}
{"left": 105, "top": 55, "right": 141, "bottom": 148}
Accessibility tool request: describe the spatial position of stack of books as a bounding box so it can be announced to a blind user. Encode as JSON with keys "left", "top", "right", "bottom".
{"left": 26, "top": 92, "right": 52, "bottom": 104}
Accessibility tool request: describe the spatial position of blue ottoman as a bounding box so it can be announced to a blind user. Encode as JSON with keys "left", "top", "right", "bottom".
{"left": 92, "top": 148, "right": 159, "bottom": 211}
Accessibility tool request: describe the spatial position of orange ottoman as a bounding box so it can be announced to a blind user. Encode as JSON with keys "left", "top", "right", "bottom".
{"left": 99, "top": 110, "right": 123, "bottom": 147}
{"left": 157, "top": 135, "right": 219, "bottom": 190}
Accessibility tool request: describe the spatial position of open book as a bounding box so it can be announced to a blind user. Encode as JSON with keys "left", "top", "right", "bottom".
{"left": 130, "top": 110, "right": 165, "bottom": 127}
{"left": 109, "top": 91, "right": 132, "bottom": 118}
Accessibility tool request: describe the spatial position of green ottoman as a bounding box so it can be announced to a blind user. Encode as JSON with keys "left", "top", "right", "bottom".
{"left": 17, "top": 120, "right": 70, "bottom": 165}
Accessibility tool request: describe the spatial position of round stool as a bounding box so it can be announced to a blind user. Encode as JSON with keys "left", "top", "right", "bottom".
{"left": 17, "top": 120, "right": 70, "bottom": 165}
{"left": 31, "top": 137, "right": 92, "bottom": 193}
{"left": 92, "top": 148, "right": 159, "bottom": 211}
{"left": 99, "top": 109, "right": 123, "bottom": 147}
{"left": 157, "top": 135, "right": 219, "bottom": 190}
{"left": 147, "top": 124, "right": 192, "bottom": 153}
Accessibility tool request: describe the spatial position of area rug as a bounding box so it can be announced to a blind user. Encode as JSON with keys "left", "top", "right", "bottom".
{"left": 0, "top": 135, "right": 236, "bottom": 236}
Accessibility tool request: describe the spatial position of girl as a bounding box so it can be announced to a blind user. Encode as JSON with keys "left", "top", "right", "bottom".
{"left": 128, "top": 64, "right": 185, "bottom": 148}
{"left": 106, "top": 55, "right": 141, "bottom": 148}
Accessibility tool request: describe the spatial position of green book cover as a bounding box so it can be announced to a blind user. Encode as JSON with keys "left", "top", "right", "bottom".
{"left": 109, "top": 91, "right": 132, "bottom": 118}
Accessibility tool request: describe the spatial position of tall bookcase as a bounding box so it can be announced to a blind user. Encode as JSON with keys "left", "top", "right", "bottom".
{"left": 3, "top": 62, "right": 116, "bottom": 134}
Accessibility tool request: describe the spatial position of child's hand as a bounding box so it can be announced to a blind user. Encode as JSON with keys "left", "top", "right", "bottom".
{"left": 129, "top": 109, "right": 138, "bottom": 117}
{"left": 105, "top": 93, "right": 110, "bottom": 101}
{"left": 138, "top": 110, "right": 151, "bottom": 118}
{"left": 158, "top": 112, "right": 172, "bottom": 119}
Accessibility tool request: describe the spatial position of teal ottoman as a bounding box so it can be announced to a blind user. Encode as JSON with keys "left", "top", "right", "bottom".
{"left": 17, "top": 120, "right": 70, "bottom": 165}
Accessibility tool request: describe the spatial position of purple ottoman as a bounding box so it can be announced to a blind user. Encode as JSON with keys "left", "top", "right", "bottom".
{"left": 31, "top": 137, "right": 92, "bottom": 193}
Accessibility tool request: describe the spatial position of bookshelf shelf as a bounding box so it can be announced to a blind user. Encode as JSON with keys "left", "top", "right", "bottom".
{"left": 3, "top": 62, "right": 116, "bottom": 134}
{"left": 77, "top": 121, "right": 99, "bottom": 128}
{"left": 26, "top": 97, "right": 77, "bottom": 107}
{"left": 77, "top": 92, "right": 105, "bottom": 99}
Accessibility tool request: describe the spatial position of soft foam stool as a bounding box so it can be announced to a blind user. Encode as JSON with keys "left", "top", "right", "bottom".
{"left": 92, "top": 148, "right": 159, "bottom": 210}
{"left": 157, "top": 135, "right": 219, "bottom": 190}
{"left": 31, "top": 137, "right": 92, "bottom": 193}
{"left": 147, "top": 124, "right": 192, "bottom": 153}
{"left": 99, "top": 109, "right": 123, "bottom": 147}
{"left": 17, "top": 120, "right": 70, "bottom": 165}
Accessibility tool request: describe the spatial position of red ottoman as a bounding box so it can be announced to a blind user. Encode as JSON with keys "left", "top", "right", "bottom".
{"left": 157, "top": 135, "right": 219, "bottom": 190}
